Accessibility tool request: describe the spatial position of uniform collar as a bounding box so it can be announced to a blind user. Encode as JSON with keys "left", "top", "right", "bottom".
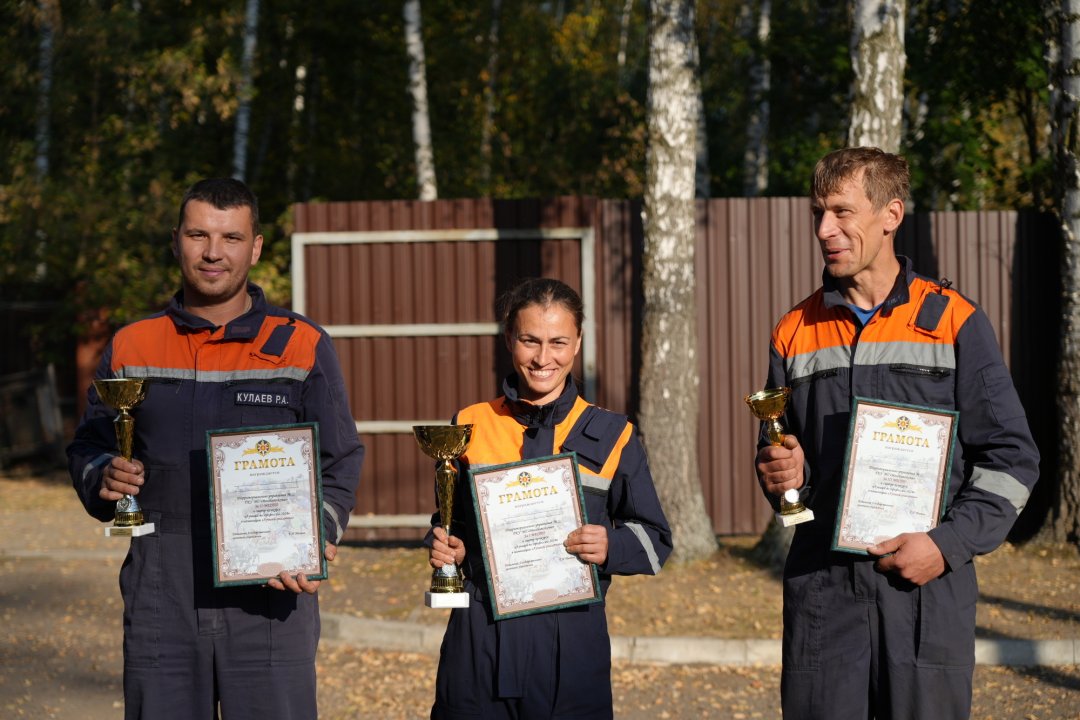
{"left": 501, "top": 373, "right": 579, "bottom": 429}
{"left": 166, "top": 282, "right": 267, "bottom": 340}
{"left": 822, "top": 255, "right": 913, "bottom": 314}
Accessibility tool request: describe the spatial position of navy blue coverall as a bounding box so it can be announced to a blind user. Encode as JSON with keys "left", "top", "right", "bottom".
{"left": 68, "top": 284, "right": 364, "bottom": 720}
{"left": 763, "top": 259, "right": 1040, "bottom": 719}
{"left": 428, "top": 376, "right": 672, "bottom": 720}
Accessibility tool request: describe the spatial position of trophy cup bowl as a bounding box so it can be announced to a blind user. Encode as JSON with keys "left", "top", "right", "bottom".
{"left": 745, "top": 387, "right": 814, "bottom": 527}
{"left": 414, "top": 424, "right": 474, "bottom": 609}
{"left": 93, "top": 378, "right": 156, "bottom": 537}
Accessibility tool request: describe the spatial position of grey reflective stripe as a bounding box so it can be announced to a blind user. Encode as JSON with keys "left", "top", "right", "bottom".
{"left": 119, "top": 366, "right": 310, "bottom": 383}
{"left": 854, "top": 340, "right": 956, "bottom": 369}
{"left": 324, "top": 501, "right": 345, "bottom": 543}
{"left": 971, "top": 467, "right": 1031, "bottom": 513}
{"left": 195, "top": 368, "right": 310, "bottom": 382}
{"left": 786, "top": 345, "right": 850, "bottom": 382}
{"left": 581, "top": 474, "right": 611, "bottom": 494}
{"left": 82, "top": 453, "right": 114, "bottom": 484}
{"left": 625, "top": 521, "right": 662, "bottom": 574}
{"left": 121, "top": 366, "right": 195, "bottom": 380}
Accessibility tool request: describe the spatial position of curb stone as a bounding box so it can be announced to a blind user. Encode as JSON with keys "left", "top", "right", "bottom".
{"left": 9, "top": 547, "right": 1074, "bottom": 668}
{"left": 320, "top": 613, "right": 1080, "bottom": 667}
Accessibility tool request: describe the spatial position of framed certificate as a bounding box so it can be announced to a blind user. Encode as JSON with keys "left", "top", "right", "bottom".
{"left": 469, "top": 452, "right": 602, "bottom": 620}
{"left": 207, "top": 423, "right": 326, "bottom": 587}
{"left": 833, "top": 398, "right": 958, "bottom": 554}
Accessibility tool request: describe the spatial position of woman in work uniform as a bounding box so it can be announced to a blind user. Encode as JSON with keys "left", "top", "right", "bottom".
{"left": 426, "top": 277, "right": 673, "bottom": 720}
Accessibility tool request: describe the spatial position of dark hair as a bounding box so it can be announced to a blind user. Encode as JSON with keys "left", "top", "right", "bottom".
{"left": 810, "top": 147, "right": 909, "bottom": 211}
{"left": 176, "top": 177, "right": 260, "bottom": 236}
{"left": 498, "top": 278, "right": 584, "bottom": 335}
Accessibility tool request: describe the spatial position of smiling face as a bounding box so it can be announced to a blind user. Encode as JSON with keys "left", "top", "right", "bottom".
{"left": 506, "top": 302, "right": 582, "bottom": 406}
{"left": 172, "top": 199, "right": 263, "bottom": 319}
{"left": 812, "top": 171, "right": 903, "bottom": 303}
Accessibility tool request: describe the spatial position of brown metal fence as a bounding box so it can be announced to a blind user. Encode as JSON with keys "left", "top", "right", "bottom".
{"left": 292, "top": 198, "right": 1058, "bottom": 539}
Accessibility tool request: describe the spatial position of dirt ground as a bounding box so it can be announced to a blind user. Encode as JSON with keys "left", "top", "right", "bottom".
{"left": 2, "top": 470, "right": 1079, "bottom": 719}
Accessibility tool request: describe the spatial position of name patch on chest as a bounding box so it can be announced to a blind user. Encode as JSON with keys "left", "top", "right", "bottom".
{"left": 234, "top": 391, "right": 291, "bottom": 407}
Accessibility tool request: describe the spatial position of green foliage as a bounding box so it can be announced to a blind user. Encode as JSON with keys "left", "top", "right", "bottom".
{"left": 905, "top": 0, "right": 1051, "bottom": 210}
{"left": 0, "top": 0, "right": 1057, "bottom": 373}
{"left": 699, "top": 0, "right": 851, "bottom": 197}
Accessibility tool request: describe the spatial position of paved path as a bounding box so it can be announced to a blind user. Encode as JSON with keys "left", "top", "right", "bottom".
{"left": 9, "top": 546, "right": 1080, "bottom": 670}
{"left": 319, "top": 608, "right": 1080, "bottom": 666}
{"left": 2, "top": 480, "right": 1079, "bottom": 719}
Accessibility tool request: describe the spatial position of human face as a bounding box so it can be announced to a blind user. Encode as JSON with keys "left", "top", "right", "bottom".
{"left": 172, "top": 199, "right": 263, "bottom": 311}
{"left": 506, "top": 303, "right": 582, "bottom": 406}
{"left": 812, "top": 172, "right": 903, "bottom": 289}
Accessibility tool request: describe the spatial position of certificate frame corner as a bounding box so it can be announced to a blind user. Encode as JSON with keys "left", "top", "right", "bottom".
{"left": 833, "top": 397, "right": 958, "bottom": 555}
{"left": 206, "top": 422, "right": 326, "bottom": 588}
{"left": 468, "top": 451, "right": 600, "bottom": 622}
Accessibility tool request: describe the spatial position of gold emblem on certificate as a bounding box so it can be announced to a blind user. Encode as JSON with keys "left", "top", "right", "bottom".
{"left": 833, "top": 398, "right": 958, "bottom": 554}
{"left": 469, "top": 452, "right": 601, "bottom": 621}
{"left": 206, "top": 423, "right": 325, "bottom": 586}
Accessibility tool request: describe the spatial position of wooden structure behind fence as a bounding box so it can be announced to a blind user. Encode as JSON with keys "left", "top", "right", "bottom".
{"left": 292, "top": 198, "right": 1058, "bottom": 540}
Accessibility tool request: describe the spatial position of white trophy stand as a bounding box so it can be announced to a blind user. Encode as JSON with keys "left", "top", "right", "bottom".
{"left": 425, "top": 564, "right": 470, "bottom": 608}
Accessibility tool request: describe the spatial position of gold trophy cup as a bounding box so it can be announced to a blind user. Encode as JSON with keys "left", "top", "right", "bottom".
{"left": 413, "top": 424, "right": 474, "bottom": 609}
{"left": 93, "top": 378, "right": 156, "bottom": 537}
{"left": 745, "top": 387, "right": 815, "bottom": 527}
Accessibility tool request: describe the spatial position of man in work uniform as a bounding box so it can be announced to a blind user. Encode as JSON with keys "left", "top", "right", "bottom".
{"left": 68, "top": 177, "right": 364, "bottom": 719}
{"left": 754, "top": 147, "right": 1039, "bottom": 719}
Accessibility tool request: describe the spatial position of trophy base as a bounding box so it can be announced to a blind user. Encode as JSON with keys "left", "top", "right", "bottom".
{"left": 105, "top": 522, "right": 156, "bottom": 537}
{"left": 775, "top": 508, "right": 815, "bottom": 527}
{"left": 425, "top": 591, "right": 470, "bottom": 609}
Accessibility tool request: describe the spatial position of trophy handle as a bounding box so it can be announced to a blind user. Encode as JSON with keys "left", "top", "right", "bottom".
{"left": 115, "top": 409, "right": 136, "bottom": 461}
{"left": 435, "top": 458, "right": 457, "bottom": 534}
{"left": 764, "top": 418, "right": 785, "bottom": 446}
{"left": 430, "top": 455, "right": 465, "bottom": 595}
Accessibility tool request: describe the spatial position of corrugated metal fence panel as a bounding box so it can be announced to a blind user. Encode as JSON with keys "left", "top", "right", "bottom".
{"left": 293, "top": 198, "right": 601, "bottom": 539}
{"left": 294, "top": 198, "right": 1051, "bottom": 539}
{"left": 695, "top": 197, "right": 819, "bottom": 535}
{"left": 593, "top": 200, "right": 640, "bottom": 414}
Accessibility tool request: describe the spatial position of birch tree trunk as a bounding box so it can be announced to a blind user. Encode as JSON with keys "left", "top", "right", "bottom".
{"left": 287, "top": 61, "right": 306, "bottom": 199}
{"left": 743, "top": 0, "right": 770, "bottom": 197}
{"left": 1049, "top": 0, "right": 1080, "bottom": 543}
{"left": 480, "top": 0, "right": 501, "bottom": 192}
{"left": 232, "top": 0, "right": 259, "bottom": 181}
{"left": 404, "top": 0, "right": 437, "bottom": 200}
{"left": 618, "top": 0, "right": 634, "bottom": 70}
{"left": 848, "top": 0, "right": 906, "bottom": 151}
{"left": 641, "top": 0, "right": 717, "bottom": 562}
{"left": 694, "top": 45, "right": 710, "bottom": 199}
{"left": 35, "top": 0, "right": 56, "bottom": 182}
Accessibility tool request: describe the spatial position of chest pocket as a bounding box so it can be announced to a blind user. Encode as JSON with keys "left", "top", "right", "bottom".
{"left": 883, "top": 364, "right": 955, "bottom": 408}
{"left": 562, "top": 407, "right": 628, "bottom": 488}
{"left": 225, "top": 322, "right": 305, "bottom": 427}
{"left": 882, "top": 286, "right": 956, "bottom": 409}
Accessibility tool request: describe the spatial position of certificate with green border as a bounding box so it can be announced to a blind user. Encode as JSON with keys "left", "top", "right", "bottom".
{"left": 206, "top": 423, "right": 326, "bottom": 587}
{"left": 833, "top": 398, "right": 958, "bottom": 554}
{"left": 469, "top": 452, "right": 601, "bottom": 621}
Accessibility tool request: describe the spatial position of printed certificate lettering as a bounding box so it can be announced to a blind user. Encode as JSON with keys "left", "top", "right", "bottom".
{"left": 207, "top": 423, "right": 326, "bottom": 586}
{"left": 470, "top": 452, "right": 601, "bottom": 620}
{"left": 833, "top": 399, "right": 958, "bottom": 554}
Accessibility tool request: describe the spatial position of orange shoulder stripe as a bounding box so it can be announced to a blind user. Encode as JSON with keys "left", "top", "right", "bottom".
{"left": 110, "top": 314, "right": 322, "bottom": 378}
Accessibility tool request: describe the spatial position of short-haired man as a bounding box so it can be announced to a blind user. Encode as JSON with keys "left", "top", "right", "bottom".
{"left": 755, "top": 147, "right": 1039, "bottom": 718}
{"left": 68, "top": 177, "right": 364, "bottom": 719}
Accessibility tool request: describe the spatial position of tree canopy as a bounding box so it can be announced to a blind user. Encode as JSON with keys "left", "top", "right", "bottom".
{"left": 0, "top": 0, "right": 1052, "bottom": 353}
